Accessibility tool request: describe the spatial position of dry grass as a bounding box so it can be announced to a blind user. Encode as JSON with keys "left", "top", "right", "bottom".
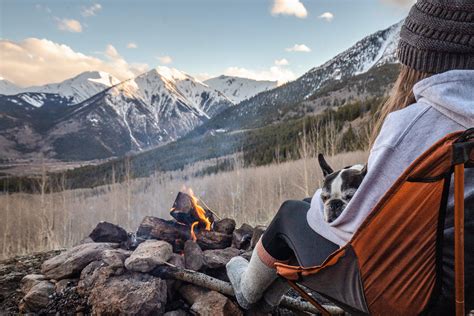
{"left": 0, "top": 151, "right": 367, "bottom": 260}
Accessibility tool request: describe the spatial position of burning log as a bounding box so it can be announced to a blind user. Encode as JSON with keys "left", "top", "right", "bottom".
{"left": 152, "top": 265, "right": 344, "bottom": 315}
{"left": 170, "top": 191, "right": 215, "bottom": 241}
{"left": 137, "top": 217, "right": 232, "bottom": 252}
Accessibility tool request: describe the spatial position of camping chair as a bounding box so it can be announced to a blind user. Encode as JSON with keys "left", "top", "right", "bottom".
{"left": 275, "top": 129, "right": 474, "bottom": 316}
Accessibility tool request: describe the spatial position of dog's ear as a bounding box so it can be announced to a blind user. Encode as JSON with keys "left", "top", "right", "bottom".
{"left": 360, "top": 164, "right": 368, "bottom": 177}
{"left": 318, "top": 154, "right": 334, "bottom": 177}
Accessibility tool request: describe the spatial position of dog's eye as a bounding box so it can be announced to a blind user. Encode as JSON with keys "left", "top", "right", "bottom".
{"left": 343, "top": 193, "right": 353, "bottom": 200}
{"left": 320, "top": 193, "right": 330, "bottom": 202}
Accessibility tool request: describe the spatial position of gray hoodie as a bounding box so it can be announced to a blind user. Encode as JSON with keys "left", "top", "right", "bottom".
{"left": 307, "top": 69, "right": 474, "bottom": 246}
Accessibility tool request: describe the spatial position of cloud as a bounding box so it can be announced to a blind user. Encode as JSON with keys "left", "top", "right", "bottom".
{"left": 285, "top": 44, "right": 311, "bottom": 52}
{"left": 0, "top": 38, "right": 149, "bottom": 86}
{"left": 274, "top": 58, "right": 289, "bottom": 66}
{"left": 224, "top": 66, "right": 296, "bottom": 85}
{"left": 105, "top": 44, "right": 120, "bottom": 58}
{"left": 127, "top": 42, "right": 138, "bottom": 49}
{"left": 56, "top": 18, "right": 82, "bottom": 33}
{"left": 157, "top": 55, "right": 173, "bottom": 65}
{"left": 271, "top": 0, "right": 308, "bottom": 18}
{"left": 82, "top": 3, "right": 102, "bottom": 17}
{"left": 318, "top": 12, "right": 334, "bottom": 22}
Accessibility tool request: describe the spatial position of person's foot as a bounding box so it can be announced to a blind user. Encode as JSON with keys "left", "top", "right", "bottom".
{"left": 226, "top": 256, "right": 253, "bottom": 310}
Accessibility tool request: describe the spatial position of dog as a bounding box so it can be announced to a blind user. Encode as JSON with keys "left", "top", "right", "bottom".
{"left": 318, "top": 154, "right": 367, "bottom": 223}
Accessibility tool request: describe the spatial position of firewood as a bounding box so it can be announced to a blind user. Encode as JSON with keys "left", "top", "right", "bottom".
{"left": 152, "top": 265, "right": 344, "bottom": 315}
{"left": 137, "top": 217, "right": 231, "bottom": 251}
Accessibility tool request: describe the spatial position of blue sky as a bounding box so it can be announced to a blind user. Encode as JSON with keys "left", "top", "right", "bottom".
{"left": 0, "top": 0, "right": 411, "bottom": 86}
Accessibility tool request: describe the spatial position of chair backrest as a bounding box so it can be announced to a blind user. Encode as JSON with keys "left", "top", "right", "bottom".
{"left": 276, "top": 130, "right": 474, "bottom": 315}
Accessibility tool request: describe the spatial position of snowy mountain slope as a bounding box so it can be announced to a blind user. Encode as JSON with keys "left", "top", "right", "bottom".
{"left": 27, "top": 71, "right": 121, "bottom": 104}
{"left": 193, "top": 20, "right": 403, "bottom": 133}
{"left": 0, "top": 78, "right": 22, "bottom": 95}
{"left": 204, "top": 75, "right": 277, "bottom": 104}
{"left": 0, "top": 67, "right": 234, "bottom": 160}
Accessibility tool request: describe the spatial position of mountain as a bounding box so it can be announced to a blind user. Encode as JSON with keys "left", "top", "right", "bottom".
{"left": 27, "top": 71, "right": 122, "bottom": 104}
{"left": 20, "top": 21, "right": 405, "bottom": 189}
{"left": 204, "top": 75, "right": 277, "bottom": 103}
{"left": 193, "top": 20, "right": 402, "bottom": 133}
{"left": 0, "top": 78, "right": 22, "bottom": 95}
{"left": 0, "top": 67, "right": 234, "bottom": 161}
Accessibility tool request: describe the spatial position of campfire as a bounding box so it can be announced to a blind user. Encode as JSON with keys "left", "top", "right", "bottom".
{"left": 170, "top": 189, "right": 215, "bottom": 241}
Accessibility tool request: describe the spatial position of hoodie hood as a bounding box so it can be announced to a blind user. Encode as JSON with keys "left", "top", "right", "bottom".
{"left": 414, "top": 70, "right": 474, "bottom": 128}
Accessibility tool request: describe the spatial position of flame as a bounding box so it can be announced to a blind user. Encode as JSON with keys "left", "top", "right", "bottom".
{"left": 187, "top": 188, "right": 212, "bottom": 241}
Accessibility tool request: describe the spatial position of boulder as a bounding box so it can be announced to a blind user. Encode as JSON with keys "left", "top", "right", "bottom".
{"left": 20, "top": 280, "right": 55, "bottom": 312}
{"left": 88, "top": 272, "right": 167, "bottom": 315}
{"left": 232, "top": 224, "right": 254, "bottom": 250}
{"left": 89, "top": 221, "right": 128, "bottom": 243}
{"left": 213, "top": 218, "right": 236, "bottom": 235}
{"left": 77, "top": 261, "right": 114, "bottom": 296}
{"left": 168, "top": 253, "right": 185, "bottom": 269}
{"left": 241, "top": 250, "right": 253, "bottom": 261}
{"left": 184, "top": 240, "right": 204, "bottom": 271}
{"left": 250, "top": 225, "right": 267, "bottom": 249}
{"left": 20, "top": 274, "right": 46, "bottom": 294}
{"left": 164, "top": 310, "right": 189, "bottom": 316}
{"left": 54, "top": 278, "right": 77, "bottom": 294}
{"left": 41, "top": 242, "right": 117, "bottom": 280}
{"left": 125, "top": 240, "right": 172, "bottom": 273}
{"left": 178, "top": 284, "right": 208, "bottom": 305}
{"left": 101, "top": 249, "right": 132, "bottom": 269}
{"left": 203, "top": 247, "right": 242, "bottom": 269}
{"left": 191, "top": 291, "right": 242, "bottom": 316}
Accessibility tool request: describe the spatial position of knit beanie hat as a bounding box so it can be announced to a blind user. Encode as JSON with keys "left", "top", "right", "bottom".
{"left": 397, "top": 0, "right": 474, "bottom": 74}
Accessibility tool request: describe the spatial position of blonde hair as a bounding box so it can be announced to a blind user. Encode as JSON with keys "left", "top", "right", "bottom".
{"left": 370, "top": 64, "right": 432, "bottom": 148}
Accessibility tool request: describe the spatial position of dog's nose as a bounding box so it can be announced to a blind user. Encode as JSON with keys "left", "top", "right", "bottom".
{"left": 329, "top": 199, "right": 344, "bottom": 210}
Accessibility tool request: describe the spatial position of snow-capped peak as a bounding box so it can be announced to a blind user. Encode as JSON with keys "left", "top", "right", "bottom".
{"left": 0, "top": 78, "right": 22, "bottom": 95}
{"left": 204, "top": 75, "right": 277, "bottom": 104}
{"left": 24, "top": 70, "right": 121, "bottom": 104}
{"left": 151, "top": 66, "right": 194, "bottom": 83}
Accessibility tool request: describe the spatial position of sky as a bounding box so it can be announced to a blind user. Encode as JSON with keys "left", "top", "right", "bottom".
{"left": 0, "top": 0, "right": 413, "bottom": 87}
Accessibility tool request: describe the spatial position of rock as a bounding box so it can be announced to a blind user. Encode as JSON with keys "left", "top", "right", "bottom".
{"left": 77, "top": 261, "right": 114, "bottom": 296}
{"left": 55, "top": 278, "right": 77, "bottom": 294}
{"left": 232, "top": 223, "right": 254, "bottom": 250}
{"left": 184, "top": 240, "right": 204, "bottom": 271}
{"left": 124, "top": 240, "right": 172, "bottom": 273}
{"left": 20, "top": 280, "right": 54, "bottom": 312}
{"left": 203, "top": 247, "right": 242, "bottom": 269}
{"left": 121, "top": 232, "right": 141, "bottom": 250}
{"left": 178, "top": 284, "right": 208, "bottom": 305}
{"left": 214, "top": 218, "right": 236, "bottom": 235}
{"left": 101, "top": 249, "right": 131, "bottom": 269}
{"left": 89, "top": 221, "right": 128, "bottom": 243}
{"left": 168, "top": 253, "right": 185, "bottom": 269}
{"left": 41, "top": 242, "right": 118, "bottom": 280}
{"left": 241, "top": 250, "right": 253, "bottom": 261}
{"left": 250, "top": 225, "right": 267, "bottom": 249}
{"left": 20, "top": 274, "right": 46, "bottom": 294}
{"left": 164, "top": 310, "right": 189, "bottom": 316}
{"left": 77, "top": 237, "right": 94, "bottom": 245}
{"left": 88, "top": 272, "right": 167, "bottom": 315}
{"left": 191, "top": 291, "right": 242, "bottom": 316}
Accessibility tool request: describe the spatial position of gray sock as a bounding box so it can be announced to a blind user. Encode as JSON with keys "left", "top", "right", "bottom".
{"left": 259, "top": 277, "right": 290, "bottom": 313}
{"left": 226, "top": 256, "right": 253, "bottom": 309}
{"left": 226, "top": 251, "right": 278, "bottom": 309}
{"left": 240, "top": 250, "right": 278, "bottom": 304}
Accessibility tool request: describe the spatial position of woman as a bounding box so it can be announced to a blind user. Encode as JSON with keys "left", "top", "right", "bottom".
{"left": 226, "top": 0, "right": 474, "bottom": 313}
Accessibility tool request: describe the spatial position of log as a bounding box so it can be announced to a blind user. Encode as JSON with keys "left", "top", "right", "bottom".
{"left": 152, "top": 265, "right": 344, "bottom": 315}
{"left": 170, "top": 192, "right": 215, "bottom": 226}
{"left": 137, "top": 217, "right": 232, "bottom": 251}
